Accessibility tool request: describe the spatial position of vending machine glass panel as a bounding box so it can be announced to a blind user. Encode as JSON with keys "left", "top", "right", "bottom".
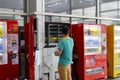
{"left": 0, "top": 22, "right": 7, "bottom": 65}
{"left": 114, "top": 26, "right": 120, "bottom": 52}
{"left": 114, "top": 26, "right": 120, "bottom": 71}
{"left": 84, "top": 25, "right": 101, "bottom": 55}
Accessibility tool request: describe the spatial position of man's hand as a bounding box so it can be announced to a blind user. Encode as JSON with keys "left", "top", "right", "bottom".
{"left": 54, "top": 49, "right": 62, "bottom": 56}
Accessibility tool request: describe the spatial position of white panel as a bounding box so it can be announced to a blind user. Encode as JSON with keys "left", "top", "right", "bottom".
{"left": 42, "top": 47, "right": 59, "bottom": 80}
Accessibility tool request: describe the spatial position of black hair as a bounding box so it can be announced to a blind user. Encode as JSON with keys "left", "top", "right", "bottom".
{"left": 62, "top": 26, "right": 70, "bottom": 35}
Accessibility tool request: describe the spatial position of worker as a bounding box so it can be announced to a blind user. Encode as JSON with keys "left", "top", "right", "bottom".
{"left": 55, "top": 26, "right": 74, "bottom": 80}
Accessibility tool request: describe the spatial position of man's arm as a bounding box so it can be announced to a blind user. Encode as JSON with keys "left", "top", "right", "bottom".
{"left": 55, "top": 49, "right": 62, "bottom": 56}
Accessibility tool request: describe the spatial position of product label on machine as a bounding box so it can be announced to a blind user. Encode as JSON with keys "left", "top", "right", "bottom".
{"left": 85, "top": 56, "right": 96, "bottom": 67}
{"left": 86, "top": 67, "right": 104, "bottom": 75}
{"left": 8, "top": 35, "right": 12, "bottom": 51}
{"left": 84, "top": 47, "right": 100, "bottom": 55}
{"left": 7, "top": 34, "right": 19, "bottom": 64}
{"left": 85, "top": 38, "right": 99, "bottom": 47}
{"left": 84, "top": 25, "right": 101, "bottom": 36}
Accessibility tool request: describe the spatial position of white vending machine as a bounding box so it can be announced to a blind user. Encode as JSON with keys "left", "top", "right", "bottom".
{"left": 42, "top": 48, "right": 59, "bottom": 80}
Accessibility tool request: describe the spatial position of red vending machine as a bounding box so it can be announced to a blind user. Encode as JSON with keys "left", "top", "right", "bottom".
{"left": 71, "top": 24, "right": 107, "bottom": 80}
{"left": 0, "top": 20, "right": 19, "bottom": 80}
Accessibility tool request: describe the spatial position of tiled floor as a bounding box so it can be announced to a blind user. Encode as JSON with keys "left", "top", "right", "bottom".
{"left": 108, "top": 77, "right": 120, "bottom": 80}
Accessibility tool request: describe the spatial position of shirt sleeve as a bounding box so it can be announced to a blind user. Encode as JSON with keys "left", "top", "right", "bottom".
{"left": 58, "top": 40, "right": 64, "bottom": 51}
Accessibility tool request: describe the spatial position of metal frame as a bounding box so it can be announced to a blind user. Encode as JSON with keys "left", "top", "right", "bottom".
{"left": 0, "top": 0, "right": 119, "bottom": 22}
{"left": 0, "top": 11, "right": 26, "bottom": 15}
{"left": 0, "top": 10, "right": 120, "bottom": 22}
{"left": 33, "top": 12, "right": 120, "bottom": 21}
{"left": 0, "top": 11, "right": 119, "bottom": 21}
{"left": 96, "top": 0, "right": 100, "bottom": 23}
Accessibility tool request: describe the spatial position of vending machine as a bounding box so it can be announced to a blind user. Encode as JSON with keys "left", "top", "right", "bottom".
{"left": 107, "top": 25, "right": 120, "bottom": 78}
{"left": 0, "top": 20, "right": 19, "bottom": 80}
{"left": 71, "top": 23, "right": 107, "bottom": 80}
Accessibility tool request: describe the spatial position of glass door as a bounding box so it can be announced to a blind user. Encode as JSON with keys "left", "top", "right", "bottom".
{"left": 0, "top": 22, "right": 7, "bottom": 65}
{"left": 84, "top": 25, "right": 101, "bottom": 55}
{"left": 114, "top": 26, "right": 120, "bottom": 70}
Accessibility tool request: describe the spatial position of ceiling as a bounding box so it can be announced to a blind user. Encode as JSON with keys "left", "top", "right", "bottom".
{"left": 45, "top": 0, "right": 118, "bottom": 13}
{"left": 0, "top": 0, "right": 117, "bottom": 11}
{"left": 0, "top": 0, "right": 23, "bottom": 10}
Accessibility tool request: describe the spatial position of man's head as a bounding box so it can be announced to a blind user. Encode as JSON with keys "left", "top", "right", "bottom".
{"left": 62, "top": 26, "right": 70, "bottom": 35}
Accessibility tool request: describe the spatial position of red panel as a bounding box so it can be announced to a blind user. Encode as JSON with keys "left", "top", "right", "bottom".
{"left": 7, "top": 20, "right": 18, "bottom": 34}
{"left": 101, "top": 24, "right": 106, "bottom": 33}
{"left": 24, "top": 16, "right": 34, "bottom": 80}
{"left": 24, "top": 23, "right": 30, "bottom": 79}
{"left": 71, "top": 24, "right": 85, "bottom": 80}
{"left": 29, "top": 16, "right": 34, "bottom": 80}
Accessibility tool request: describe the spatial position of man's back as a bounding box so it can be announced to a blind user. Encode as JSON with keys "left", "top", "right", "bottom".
{"left": 58, "top": 37, "right": 74, "bottom": 66}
